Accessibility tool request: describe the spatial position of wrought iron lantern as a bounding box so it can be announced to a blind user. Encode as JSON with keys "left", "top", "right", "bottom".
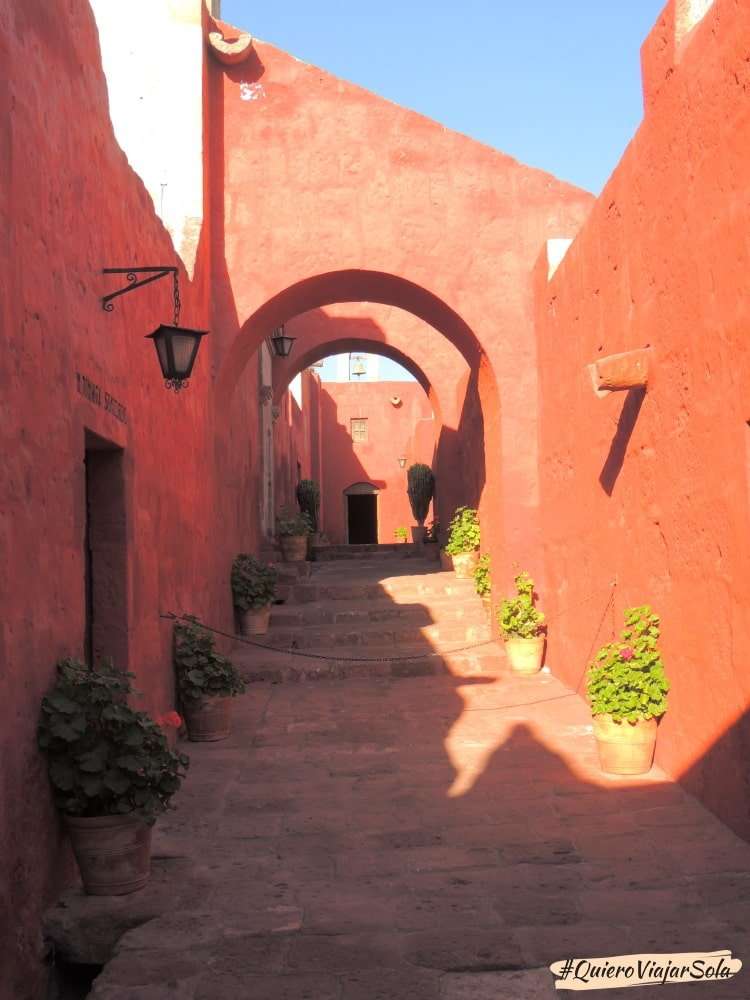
{"left": 146, "top": 325, "right": 207, "bottom": 392}
{"left": 270, "top": 325, "right": 296, "bottom": 358}
{"left": 101, "top": 266, "right": 208, "bottom": 392}
{"left": 398, "top": 455, "right": 407, "bottom": 468}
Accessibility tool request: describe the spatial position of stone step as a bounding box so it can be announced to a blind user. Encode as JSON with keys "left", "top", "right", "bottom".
{"left": 312, "top": 543, "right": 417, "bottom": 561}
{"left": 233, "top": 639, "right": 503, "bottom": 683}
{"left": 279, "top": 573, "right": 478, "bottom": 605}
{"left": 270, "top": 598, "right": 488, "bottom": 627}
{"left": 262, "top": 619, "right": 493, "bottom": 649}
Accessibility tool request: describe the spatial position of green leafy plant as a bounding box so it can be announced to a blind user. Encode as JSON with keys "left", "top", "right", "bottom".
{"left": 394, "top": 526, "right": 408, "bottom": 541}
{"left": 445, "top": 506, "right": 480, "bottom": 555}
{"left": 295, "top": 479, "right": 320, "bottom": 532}
{"left": 498, "top": 571, "right": 545, "bottom": 638}
{"left": 276, "top": 508, "right": 313, "bottom": 537}
{"left": 173, "top": 617, "right": 246, "bottom": 703}
{"left": 587, "top": 606, "right": 669, "bottom": 722}
{"left": 406, "top": 464, "right": 435, "bottom": 526}
{"left": 37, "top": 659, "right": 189, "bottom": 822}
{"left": 474, "top": 554, "right": 491, "bottom": 597}
{"left": 231, "top": 554, "right": 278, "bottom": 611}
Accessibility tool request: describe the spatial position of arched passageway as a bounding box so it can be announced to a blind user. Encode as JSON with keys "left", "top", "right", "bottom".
{"left": 215, "top": 269, "right": 501, "bottom": 566}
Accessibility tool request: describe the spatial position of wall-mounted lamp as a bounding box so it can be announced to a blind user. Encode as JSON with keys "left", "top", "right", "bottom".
{"left": 102, "top": 266, "right": 208, "bottom": 392}
{"left": 270, "top": 325, "right": 296, "bottom": 358}
{"left": 398, "top": 455, "right": 407, "bottom": 468}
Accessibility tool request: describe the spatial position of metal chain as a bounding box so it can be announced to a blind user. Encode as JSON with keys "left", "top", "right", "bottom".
{"left": 161, "top": 579, "right": 618, "bottom": 667}
{"left": 160, "top": 612, "right": 496, "bottom": 663}
{"left": 173, "top": 271, "right": 181, "bottom": 327}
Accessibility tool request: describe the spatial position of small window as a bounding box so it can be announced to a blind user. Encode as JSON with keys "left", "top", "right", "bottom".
{"left": 350, "top": 418, "right": 368, "bottom": 443}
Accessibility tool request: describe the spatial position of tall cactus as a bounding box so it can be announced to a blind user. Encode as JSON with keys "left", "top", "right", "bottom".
{"left": 295, "top": 479, "right": 320, "bottom": 532}
{"left": 406, "top": 463, "right": 435, "bottom": 526}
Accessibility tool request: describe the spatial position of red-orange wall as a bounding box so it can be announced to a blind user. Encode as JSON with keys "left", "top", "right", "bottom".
{"left": 0, "top": 4, "right": 259, "bottom": 994}
{"left": 536, "top": 0, "right": 750, "bottom": 837}
{"left": 318, "top": 382, "right": 434, "bottom": 544}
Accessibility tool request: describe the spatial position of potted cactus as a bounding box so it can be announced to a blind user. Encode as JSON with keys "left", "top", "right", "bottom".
{"left": 498, "top": 571, "right": 545, "bottom": 674}
{"left": 406, "top": 463, "right": 434, "bottom": 543}
{"left": 474, "top": 553, "right": 491, "bottom": 616}
{"left": 445, "top": 506, "right": 480, "bottom": 578}
{"left": 296, "top": 479, "right": 321, "bottom": 546}
{"left": 587, "top": 606, "right": 669, "bottom": 775}
{"left": 173, "top": 617, "right": 246, "bottom": 741}
{"left": 231, "top": 554, "right": 278, "bottom": 636}
{"left": 276, "top": 508, "right": 312, "bottom": 562}
{"left": 37, "top": 658, "right": 189, "bottom": 895}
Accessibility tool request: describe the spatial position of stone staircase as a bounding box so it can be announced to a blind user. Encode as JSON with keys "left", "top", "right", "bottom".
{"left": 233, "top": 544, "right": 500, "bottom": 683}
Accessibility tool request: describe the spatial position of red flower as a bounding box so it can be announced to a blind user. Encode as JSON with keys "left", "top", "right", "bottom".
{"left": 159, "top": 710, "right": 183, "bottom": 728}
{"left": 620, "top": 647, "right": 634, "bottom": 661}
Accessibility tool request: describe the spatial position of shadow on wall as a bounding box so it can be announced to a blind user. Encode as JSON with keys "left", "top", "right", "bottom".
{"left": 432, "top": 365, "right": 486, "bottom": 544}
{"left": 599, "top": 388, "right": 646, "bottom": 496}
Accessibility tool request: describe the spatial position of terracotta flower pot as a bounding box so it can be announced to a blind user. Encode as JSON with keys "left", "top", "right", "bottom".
{"left": 279, "top": 534, "right": 308, "bottom": 562}
{"left": 452, "top": 551, "right": 479, "bottom": 579}
{"left": 183, "top": 694, "right": 232, "bottom": 742}
{"left": 505, "top": 635, "right": 545, "bottom": 675}
{"left": 240, "top": 605, "right": 271, "bottom": 636}
{"left": 65, "top": 814, "right": 152, "bottom": 896}
{"left": 593, "top": 714, "right": 658, "bottom": 775}
{"left": 439, "top": 550, "right": 453, "bottom": 571}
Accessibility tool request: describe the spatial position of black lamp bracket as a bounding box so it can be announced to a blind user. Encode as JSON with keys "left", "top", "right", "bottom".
{"left": 102, "top": 267, "right": 178, "bottom": 313}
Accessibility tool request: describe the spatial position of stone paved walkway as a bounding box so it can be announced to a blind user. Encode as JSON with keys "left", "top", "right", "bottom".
{"left": 46, "top": 556, "right": 750, "bottom": 999}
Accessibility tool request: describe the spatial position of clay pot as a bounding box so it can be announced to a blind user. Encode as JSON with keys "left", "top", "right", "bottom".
{"left": 505, "top": 635, "right": 545, "bottom": 675}
{"left": 279, "top": 534, "right": 308, "bottom": 562}
{"left": 411, "top": 525, "right": 426, "bottom": 543}
{"left": 439, "top": 550, "right": 453, "bottom": 571}
{"left": 452, "top": 551, "right": 479, "bottom": 579}
{"left": 183, "top": 694, "right": 232, "bottom": 742}
{"left": 593, "top": 714, "right": 658, "bottom": 775}
{"left": 240, "top": 605, "right": 271, "bottom": 636}
{"left": 65, "top": 814, "right": 152, "bottom": 896}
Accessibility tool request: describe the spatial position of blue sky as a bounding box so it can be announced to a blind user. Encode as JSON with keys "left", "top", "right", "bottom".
{"left": 223, "top": 0, "right": 666, "bottom": 378}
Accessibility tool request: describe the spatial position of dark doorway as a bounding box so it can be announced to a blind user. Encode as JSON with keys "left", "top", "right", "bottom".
{"left": 347, "top": 493, "right": 377, "bottom": 544}
{"left": 84, "top": 431, "right": 128, "bottom": 669}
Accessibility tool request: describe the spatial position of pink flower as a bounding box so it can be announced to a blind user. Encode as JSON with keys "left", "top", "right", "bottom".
{"left": 620, "top": 647, "right": 634, "bottom": 661}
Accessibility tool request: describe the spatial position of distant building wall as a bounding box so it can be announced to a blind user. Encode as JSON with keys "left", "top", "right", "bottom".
{"left": 317, "top": 382, "right": 434, "bottom": 544}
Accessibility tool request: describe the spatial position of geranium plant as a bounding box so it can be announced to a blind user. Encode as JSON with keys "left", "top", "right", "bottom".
{"left": 173, "top": 617, "right": 246, "bottom": 703}
{"left": 474, "top": 554, "right": 491, "bottom": 597}
{"left": 276, "top": 508, "right": 313, "bottom": 537}
{"left": 587, "top": 606, "right": 669, "bottom": 722}
{"left": 498, "top": 571, "right": 545, "bottom": 638}
{"left": 37, "top": 658, "right": 189, "bottom": 822}
{"left": 231, "top": 554, "right": 278, "bottom": 611}
{"left": 445, "top": 507, "right": 480, "bottom": 556}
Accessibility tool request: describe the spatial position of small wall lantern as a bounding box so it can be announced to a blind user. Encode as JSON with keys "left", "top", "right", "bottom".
{"left": 398, "top": 455, "right": 407, "bottom": 468}
{"left": 101, "top": 266, "right": 208, "bottom": 392}
{"left": 270, "top": 325, "right": 296, "bottom": 358}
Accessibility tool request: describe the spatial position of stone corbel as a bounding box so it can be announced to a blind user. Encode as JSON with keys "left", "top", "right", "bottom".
{"left": 588, "top": 348, "right": 651, "bottom": 398}
{"left": 207, "top": 22, "right": 254, "bottom": 65}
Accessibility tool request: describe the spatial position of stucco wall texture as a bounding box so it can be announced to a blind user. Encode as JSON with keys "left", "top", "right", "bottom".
{"left": 4, "top": 0, "right": 750, "bottom": 993}
{"left": 536, "top": 0, "right": 750, "bottom": 838}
